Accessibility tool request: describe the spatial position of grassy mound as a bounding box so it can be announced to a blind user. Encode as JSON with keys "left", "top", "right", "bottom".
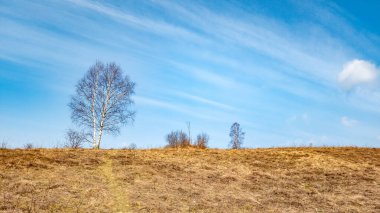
{"left": 0, "top": 147, "right": 379, "bottom": 212}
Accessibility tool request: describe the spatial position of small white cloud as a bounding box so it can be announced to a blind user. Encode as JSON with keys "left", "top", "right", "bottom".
{"left": 341, "top": 116, "right": 358, "bottom": 127}
{"left": 338, "top": 59, "right": 378, "bottom": 89}
{"left": 377, "top": 136, "right": 380, "bottom": 141}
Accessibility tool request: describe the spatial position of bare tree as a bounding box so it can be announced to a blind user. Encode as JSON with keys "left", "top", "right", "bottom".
{"left": 196, "top": 133, "right": 209, "bottom": 149}
{"left": 69, "top": 61, "right": 135, "bottom": 149}
{"left": 229, "top": 122, "right": 245, "bottom": 149}
{"left": 64, "top": 129, "right": 89, "bottom": 149}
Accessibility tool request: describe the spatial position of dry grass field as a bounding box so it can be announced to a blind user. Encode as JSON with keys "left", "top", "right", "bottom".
{"left": 0, "top": 147, "right": 379, "bottom": 212}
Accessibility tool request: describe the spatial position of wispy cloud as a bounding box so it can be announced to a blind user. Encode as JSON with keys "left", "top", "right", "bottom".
{"left": 134, "top": 96, "right": 228, "bottom": 122}
{"left": 135, "top": 96, "right": 183, "bottom": 112}
{"left": 172, "top": 91, "right": 237, "bottom": 111}
{"left": 68, "top": 0, "right": 207, "bottom": 44}
{"left": 166, "top": 60, "right": 242, "bottom": 89}
{"left": 152, "top": 0, "right": 352, "bottom": 82}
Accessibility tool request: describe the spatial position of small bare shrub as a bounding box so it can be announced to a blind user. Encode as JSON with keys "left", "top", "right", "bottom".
{"left": 1, "top": 139, "right": 7, "bottom": 149}
{"left": 166, "top": 130, "right": 210, "bottom": 149}
{"left": 195, "top": 133, "right": 209, "bottom": 149}
{"left": 127, "top": 143, "right": 137, "bottom": 150}
{"left": 24, "top": 143, "right": 34, "bottom": 149}
{"left": 64, "top": 129, "right": 88, "bottom": 149}
{"left": 166, "top": 131, "right": 178, "bottom": 148}
{"left": 1, "top": 142, "right": 7, "bottom": 149}
{"left": 166, "top": 130, "right": 190, "bottom": 148}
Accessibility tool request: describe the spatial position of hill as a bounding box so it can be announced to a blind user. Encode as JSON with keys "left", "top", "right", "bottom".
{"left": 0, "top": 147, "right": 379, "bottom": 212}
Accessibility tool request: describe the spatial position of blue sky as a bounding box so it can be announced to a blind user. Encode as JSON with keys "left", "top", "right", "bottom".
{"left": 1, "top": 0, "right": 380, "bottom": 148}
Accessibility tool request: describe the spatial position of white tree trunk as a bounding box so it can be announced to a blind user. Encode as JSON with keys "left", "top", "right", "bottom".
{"left": 92, "top": 103, "right": 97, "bottom": 148}
{"left": 95, "top": 77, "right": 111, "bottom": 149}
{"left": 91, "top": 74, "right": 99, "bottom": 149}
{"left": 96, "top": 127, "right": 103, "bottom": 149}
{"left": 92, "top": 117, "right": 97, "bottom": 148}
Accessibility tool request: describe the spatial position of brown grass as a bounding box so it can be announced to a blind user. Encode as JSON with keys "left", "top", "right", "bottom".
{"left": 0, "top": 147, "right": 379, "bottom": 212}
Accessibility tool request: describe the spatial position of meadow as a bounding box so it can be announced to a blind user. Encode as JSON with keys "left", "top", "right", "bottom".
{"left": 0, "top": 147, "right": 379, "bottom": 212}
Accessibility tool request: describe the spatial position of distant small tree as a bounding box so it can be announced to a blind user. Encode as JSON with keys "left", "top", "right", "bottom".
{"left": 195, "top": 133, "right": 209, "bottom": 149}
{"left": 64, "top": 129, "right": 88, "bottom": 149}
{"left": 69, "top": 61, "right": 136, "bottom": 149}
{"left": 229, "top": 122, "right": 245, "bottom": 149}
{"left": 166, "top": 130, "right": 190, "bottom": 148}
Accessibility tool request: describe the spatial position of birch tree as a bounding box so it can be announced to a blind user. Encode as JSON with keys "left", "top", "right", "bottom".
{"left": 229, "top": 122, "right": 245, "bottom": 149}
{"left": 69, "top": 61, "right": 135, "bottom": 149}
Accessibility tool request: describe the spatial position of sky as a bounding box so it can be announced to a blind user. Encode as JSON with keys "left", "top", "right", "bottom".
{"left": 1, "top": 0, "right": 380, "bottom": 148}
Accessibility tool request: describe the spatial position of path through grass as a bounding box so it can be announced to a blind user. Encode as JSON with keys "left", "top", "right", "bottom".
{"left": 100, "top": 152, "right": 129, "bottom": 213}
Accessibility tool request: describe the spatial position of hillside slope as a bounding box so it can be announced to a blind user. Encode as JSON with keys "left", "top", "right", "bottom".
{"left": 0, "top": 147, "right": 379, "bottom": 212}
